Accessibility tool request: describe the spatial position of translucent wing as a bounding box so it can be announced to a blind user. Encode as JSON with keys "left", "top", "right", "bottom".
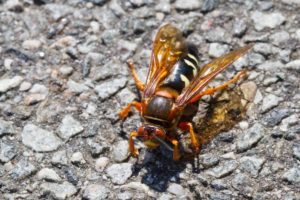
{"left": 143, "top": 24, "right": 187, "bottom": 98}
{"left": 176, "top": 44, "right": 253, "bottom": 107}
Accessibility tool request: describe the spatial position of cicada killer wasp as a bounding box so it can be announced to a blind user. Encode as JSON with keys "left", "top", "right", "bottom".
{"left": 119, "top": 24, "right": 253, "bottom": 160}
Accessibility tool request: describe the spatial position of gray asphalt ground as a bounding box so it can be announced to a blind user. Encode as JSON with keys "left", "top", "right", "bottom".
{"left": 0, "top": 0, "right": 299, "bottom": 199}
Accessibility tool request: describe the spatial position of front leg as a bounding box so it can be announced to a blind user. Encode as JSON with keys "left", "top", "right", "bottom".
{"left": 166, "top": 137, "right": 181, "bottom": 161}
{"left": 119, "top": 101, "right": 142, "bottom": 120}
{"left": 127, "top": 60, "right": 145, "bottom": 92}
{"left": 178, "top": 122, "right": 200, "bottom": 154}
{"left": 129, "top": 131, "right": 140, "bottom": 157}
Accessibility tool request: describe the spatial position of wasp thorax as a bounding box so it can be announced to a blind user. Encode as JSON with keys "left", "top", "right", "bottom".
{"left": 143, "top": 96, "right": 174, "bottom": 126}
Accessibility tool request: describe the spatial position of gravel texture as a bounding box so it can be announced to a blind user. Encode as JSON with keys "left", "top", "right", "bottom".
{"left": 0, "top": 0, "right": 300, "bottom": 199}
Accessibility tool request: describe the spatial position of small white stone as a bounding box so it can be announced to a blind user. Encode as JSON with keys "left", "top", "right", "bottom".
{"left": 86, "top": 102, "right": 97, "bottom": 115}
{"left": 22, "top": 124, "right": 62, "bottom": 152}
{"left": 281, "top": 114, "right": 298, "bottom": 127}
{"left": 71, "top": 152, "right": 86, "bottom": 165}
{"left": 117, "top": 88, "right": 136, "bottom": 106}
{"left": 120, "top": 182, "right": 154, "bottom": 197}
{"left": 19, "top": 81, "right": 32, "bottom": 91}
{"left": 240, "top": 81, "right": 257, "bottom": 102}
{"left": 40, "top": 182, "right": 77, "bottom": 199}
{"left": 67, "top": 80, "right": 89, "bottom": 94}
{"left": 117, "top": 40, "right": 138, "bottom": 60}
{"left": 261, "top": 94, "right": 281, "bottom": 113}
{"left": 83, "top": 184, "right": 110, "bottom": 200}
{"left": 233, "top": 56, "right": 248, "bottom": 71}
{"left": 51, "top": 150, "right": 68, "bottom": 166}
{"left": 4, "top": 162, "right": 14, "bottom": 172}
{"left": 106, "top": 163, "right": 133, "bottom": 185}
{"left": 39, "top": 52, "right": 45, "bottom": 58}
{"left": 208, "top": 43, "right": 229, "bottom": 58}
{"left": 282, "top": 167, "right": 300, "bottom": 184}
{"left": 240, "top": 156, "right": 266, "bottom": 177}
{"left": 175, "top": 0, "right": 201, "bottom": 11}
{"left": 254, "top": 43, "right": 274, "bottom": 55}
{"left": 59, "top": 66, "right": 73, "bottom": 76}
{"left": 247, "top": 71, "right": 259, "bottom": 80}
{"left": 4, "top": 58, "right": 13, "bottom": 69}
{"left": 251, "top": 11, "right": 286, "bottom": 31}
{"left": 37, "top": 168, "right": 62, "bottom": 182}
{"left": 239, "top": 121, "right": 249, "bottom": 130}
{"left": 58, "top": 115, "right": 84, "bottom": 140}
{"left": 221, "top": 152, "right": 236, "bottom": 160}
{"left": 155, "top": 0, "right": 171, "bottom": 13}
{"left": 284, "top": 60, "right": 300, "bottom": 71}
{"left": 94, "top": 78, "right": 127, "bottom": 100}
{"left": 253, "top": 89, "right": 263, "bottom": 104}
{"left": 0, "top": 76, "right": 23, "bottom": 93}
{"left": 86, "top": 2, "right": 94, "bottom": 8}
{"left": 295, "top": 29, "right": 300, "bottom": 40}
{"left": 263, "top": 77, "right": 279, "bottom": 86}
{"left": 29, "top": 84, "right": 48, "bottom": 95}
{"left": 24, "top": 93, "right": 47, "bottom": 105}
{"left": 95, "top": 157, "right": 110, "bottom": 172}
{"left": 90, "top": 21, "right": 100, "bottom": 33}
{"left": 22, "top": 39, "right": 42, "bottom": 50}
{"left": 156, "top": 12, "right": 165, "bottom": 21}
{"left": 270, "top": 31, "right": 290, "bottom": 46}
{"left": 167, "top": 183, "right": 187, "bottom": 196}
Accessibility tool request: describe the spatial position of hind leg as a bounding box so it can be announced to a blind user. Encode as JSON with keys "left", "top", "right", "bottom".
{"left": 190, "top": 70, "right": 247, "bottom": 103}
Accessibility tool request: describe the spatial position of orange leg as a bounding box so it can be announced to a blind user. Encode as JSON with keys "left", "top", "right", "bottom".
{"left": 178, "top": 122, "right": 200, "bottom": 154}
{"left": 129, "top": 131, "right": 140, "bottom": 157}
{"left": 166, "top": 137, "right": 181, "bottom": 161}
{"left": 119, "top": 101, "right": 142, "bottom": 120}
{"left": 190, "top": 70, "right": 247, "bottom": 103}
{"left": 127, "top": 60, "right": 145, "bottom": 92}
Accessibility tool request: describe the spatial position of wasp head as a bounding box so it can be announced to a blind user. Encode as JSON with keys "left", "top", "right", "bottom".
{"left": 137, "top": 125, "right": 166, "bottom": 149}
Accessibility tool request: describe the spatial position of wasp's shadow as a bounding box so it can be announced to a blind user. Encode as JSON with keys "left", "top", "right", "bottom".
{"left": 132, "top": 146, "right": 200, "bottom": 192}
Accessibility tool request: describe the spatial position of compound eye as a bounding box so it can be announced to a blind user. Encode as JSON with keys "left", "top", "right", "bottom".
{"left": 137, "top": 127, "right": 145, "bottom": 134}
{"left": 155, "top": 129, "right": 165, "bottom": 137}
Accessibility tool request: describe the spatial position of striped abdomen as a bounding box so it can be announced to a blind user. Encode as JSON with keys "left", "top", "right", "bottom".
{"left": 160, "top": 44, "right": 200, "bottom": 93}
